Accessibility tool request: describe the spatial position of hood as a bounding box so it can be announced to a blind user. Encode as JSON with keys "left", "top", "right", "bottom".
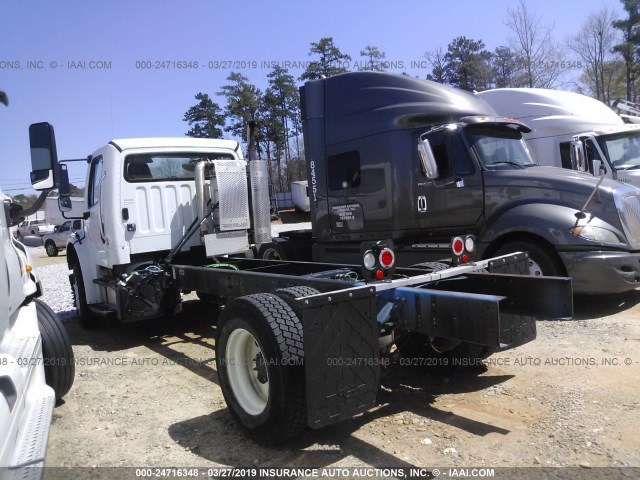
{"left": 483, "top": 165, "right": 620, "bottom": 197}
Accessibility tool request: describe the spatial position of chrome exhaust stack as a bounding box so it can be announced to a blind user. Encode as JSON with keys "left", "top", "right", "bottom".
{"left": 247, "top": 121, "right": 272, "bottom": 245}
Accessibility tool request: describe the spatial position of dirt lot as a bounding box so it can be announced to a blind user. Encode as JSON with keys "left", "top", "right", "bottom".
{"left": 30, "top": 247, "right": 640, "bottom": 474}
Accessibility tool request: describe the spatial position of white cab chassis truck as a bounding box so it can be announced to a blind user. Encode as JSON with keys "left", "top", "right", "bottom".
{"left": 477, "top": 88, "right": 640, "bottom": 189}
{"left": 0, "top": 188, "right": 74, "bottom": 479}
{"left": 28, "top": 117, "right": 572, "bottom": 444}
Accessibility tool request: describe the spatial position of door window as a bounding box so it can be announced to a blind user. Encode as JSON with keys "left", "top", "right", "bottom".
{"left": 87, "top": 157, "right": 104, "bottom": 208}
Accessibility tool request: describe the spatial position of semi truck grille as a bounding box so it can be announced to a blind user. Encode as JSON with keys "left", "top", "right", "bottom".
{"left": 620, "top": 193, "right": 640, "bottom": 250}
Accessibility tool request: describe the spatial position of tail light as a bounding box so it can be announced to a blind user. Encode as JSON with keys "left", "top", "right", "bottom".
{"left": 361, "top": 240, "right": 395, "bottom": 282}
{"left": 452, "top": 235, "right": 475, "bottom": 265}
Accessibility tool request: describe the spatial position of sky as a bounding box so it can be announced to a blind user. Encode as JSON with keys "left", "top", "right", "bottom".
{"left": 0, "top": 0, "right": 622, "bottom": 195}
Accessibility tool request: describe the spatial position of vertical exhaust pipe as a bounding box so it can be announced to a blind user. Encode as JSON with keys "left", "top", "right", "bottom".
{"left": 248, "top": 121, "right": 272, "bottom": 244}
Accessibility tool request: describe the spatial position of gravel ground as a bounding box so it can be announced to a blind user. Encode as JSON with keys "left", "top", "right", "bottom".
{"left": 28, "top": 246, "right": 640, "bottom": 476}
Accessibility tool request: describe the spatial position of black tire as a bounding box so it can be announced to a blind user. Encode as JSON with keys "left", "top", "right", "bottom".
{"left": 258, "top": 241, "right": 290, "bottom": 261}
{"left": 31, "top": 230, "right": 36, "bottom": 235}
{"left": 70, "top": 263, "right": 99, "bottom": 329}
{"left": 216, "top": 293, "right": 306, "bottom": 444}
{"left": 494, "top": 240, "right": 563, "bottom": 277}
{"left": 399, "top": 333, "right": 494, "bottom": 367}
{"left": 45, "top": 240, "right": 59, "bottom": 257}
{"left": 35, "top": 299, "right": 75, "bottom": 400}
{"left": 275, "top": 286, "right": 320, "bottom": 315}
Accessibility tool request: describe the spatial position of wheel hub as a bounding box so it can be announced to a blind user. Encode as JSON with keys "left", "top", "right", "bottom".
{"left": 253, "top": 350, "right": 268, "bottom": 384}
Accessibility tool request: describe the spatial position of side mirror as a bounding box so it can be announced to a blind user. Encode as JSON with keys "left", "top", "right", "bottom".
{"left": 592, "top": 159, "right": 606, "bottom": 176}
{"left": 58, "top": 163, "right": 71, "bottom": 196}
{"left": 570, "top": 140, "right": 587, "bottom": 173}
{"left": 29, "top": 122, "right": 59, "bottom": 191}
{"left": 417, "top": 139, "right": 439, "bottom": 179}
{"left": 59, "top": 196, "right": 72, "bottom": 212}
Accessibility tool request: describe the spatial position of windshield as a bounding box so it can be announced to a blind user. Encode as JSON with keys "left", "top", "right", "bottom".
{"left": 465, "top": 126, "right": 535, "bottom": 168}
{"left": 597, "top": 131, "right": 640, "bottom": 171}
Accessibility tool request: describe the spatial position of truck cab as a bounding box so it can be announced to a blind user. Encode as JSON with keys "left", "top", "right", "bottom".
{"left": 477, "top": 88, "right": 640, "bottom": 189}
{"left": 297, "top": 73, "right": 640, "bottom": 294}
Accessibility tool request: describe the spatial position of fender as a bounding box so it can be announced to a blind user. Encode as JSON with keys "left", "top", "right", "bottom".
{"left": 66, "top": 236, "right": 102, "bottom": 304}
{"left": 478, "top": 202, "right": 628, "bottom": 255}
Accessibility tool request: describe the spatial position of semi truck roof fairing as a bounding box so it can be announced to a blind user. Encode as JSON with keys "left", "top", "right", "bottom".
{"left": 301, "top": 72, "right": 498, "bottom": 145}
{"left": 477, "top": 88, "right": 623, "bottom": 131}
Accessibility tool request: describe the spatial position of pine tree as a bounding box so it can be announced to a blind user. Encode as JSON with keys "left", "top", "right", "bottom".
{"left": 183, "top": 93, "right": 225, "bottom": 138}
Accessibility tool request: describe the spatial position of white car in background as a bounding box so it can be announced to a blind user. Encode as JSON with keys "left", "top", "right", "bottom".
{"left": 42, "top": 220, "right": 83, "bottom": 257}
{"left": 15, "top": 219, "right": 55, "bottom": 237}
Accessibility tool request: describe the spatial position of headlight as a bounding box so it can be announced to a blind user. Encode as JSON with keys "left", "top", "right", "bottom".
{"left": 569, "top": 225, "right": 623, "bottom": 244}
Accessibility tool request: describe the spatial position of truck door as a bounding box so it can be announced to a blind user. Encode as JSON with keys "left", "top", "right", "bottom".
{"left": 415, "top": 129, "right": 484, "bottom": 230}
{"left": 85, "top": 155, "right": 108, "bottom": 266}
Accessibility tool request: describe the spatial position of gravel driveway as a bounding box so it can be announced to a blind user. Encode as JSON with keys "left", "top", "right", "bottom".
{"left": 29, "top": 246, "right": 640, "bottom": 476}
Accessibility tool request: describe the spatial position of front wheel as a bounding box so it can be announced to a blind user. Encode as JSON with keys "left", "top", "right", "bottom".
{"left": 45, "top": 240, "right": 58, "bottom": 257}
{"left": 35, "top": 299, "right": 75, "bottom": 400}
{"left": 216, "top": 293, "right": 306, "bottom": 444}
{"left": 494, "top": 240, "right": 563, "bottom": 277}
{"left": 70, "top": 263, "right": 99, "bottom": 329}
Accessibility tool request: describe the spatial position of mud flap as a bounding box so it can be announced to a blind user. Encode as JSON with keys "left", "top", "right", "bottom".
{"left": 300, "top": 286, "right": 380, "bottom": 429}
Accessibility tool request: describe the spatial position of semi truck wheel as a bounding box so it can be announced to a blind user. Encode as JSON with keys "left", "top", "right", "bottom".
{"left": 275, "top": 286, "right": 320, "bottom": 314}
{"left": 35, "top": 298, "right": 75, "bottom": 400}
{"left": 495, "top": 240, "right": 563, "bottom": 277}
{"left": 70, "top": 263, "right": 99, "bottom": 329}
{"left": 258, "top": 241, "right": 290, "bottom": 261}
{"left": 216, "top": 293, "right": 306, "bottom": 444}
{"left": 45, "top": 240, "right": 58, "bottom": 257}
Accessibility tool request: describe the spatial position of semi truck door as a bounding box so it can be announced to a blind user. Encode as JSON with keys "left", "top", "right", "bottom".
{"left": 415, "top": 130, "right": 484, "bottom": 229}
{"left": 85, "top": 156, "right": 108, "bottom": 266}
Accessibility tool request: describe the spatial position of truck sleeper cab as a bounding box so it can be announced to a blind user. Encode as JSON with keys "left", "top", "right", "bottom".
{"left": 295, "top": 73, "right": 640, "bottom": 294}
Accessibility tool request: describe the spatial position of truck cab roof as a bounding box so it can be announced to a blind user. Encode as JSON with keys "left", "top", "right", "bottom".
{"left": 108, "top": 137, "right": 241, "bottom": 154}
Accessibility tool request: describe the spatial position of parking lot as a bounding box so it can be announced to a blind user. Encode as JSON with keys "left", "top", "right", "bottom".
{"left": 27, "top": 246, "right": 640, "bottom": 472}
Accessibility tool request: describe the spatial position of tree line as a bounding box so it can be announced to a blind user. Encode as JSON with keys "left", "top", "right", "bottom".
{"left": 186, "top": 0, "right": 639, "bottom": 193}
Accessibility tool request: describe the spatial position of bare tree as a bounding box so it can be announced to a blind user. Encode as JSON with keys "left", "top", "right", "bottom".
{"left": 568, "top": 8, "right": 620, "bottom": 103}
{"left": 505, "top": 0, "right": 563, "bottom": 88}
{"left": 424, "top": 47, "right": 446, "bottom": 83}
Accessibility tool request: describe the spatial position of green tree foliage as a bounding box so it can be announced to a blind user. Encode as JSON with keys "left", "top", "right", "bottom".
{"left": 442, "top": 36, "right": 493, "bottom": 91}
{"left": 261, "top": 67, "right": 301, "bottom": 191}
{"left": 491, "top": 46, "right": 521, "bottom": 88}
{"left": 300, "top": 37, "right": 352, "bottom": 81}
{"left": 183, "top": 92, "right": 225, "bottom": 138}
{"left": 359, "top": 45, "right": 386, "bottom": 71}
{"left": 218, "top": 72, "right": 262, "bottom": 140}
{"left": 613, "top": 0, "right": 640, "bottom": 101}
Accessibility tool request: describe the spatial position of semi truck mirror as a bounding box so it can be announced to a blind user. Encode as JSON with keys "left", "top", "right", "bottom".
{"left": 569, "top": 141, "right": 587, "bottom": 173}
{"left": 592, "top": 159, "right": 606, "bottom": 175}
{"left": 58, "top": 163, "right": 71, "bottom": 196}
{"left": 417, "top": 139, "right": 439, "bottom": 179}
{"left": 58, "top": 196, "right": 72, "bottom": 212}
{"left": 29, "top": 122, "right": 59, "bottom": 191}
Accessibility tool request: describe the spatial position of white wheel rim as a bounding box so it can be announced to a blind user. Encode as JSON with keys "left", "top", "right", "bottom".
{"left": 225, "top": 327, "right": 269, "bottom": 416}
{"left": 528, "top": 258, "right": 543, "bottom": 276}
{"left": 47, "top": 244, "right": 55, "bottom": 255}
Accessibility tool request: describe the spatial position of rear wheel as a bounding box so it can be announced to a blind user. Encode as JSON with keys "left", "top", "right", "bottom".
{"left": 258, "top": 241, "right": 290, "bottom": 261}
{"left": 494, "top": 240, "right": 563, "bottom": 277}
{"left": 35, "top": 299, "right": 75, "bottom": 400}
{"left": 275, "top": 286, "right": 320, "bottom": 314}
{"left": 70, "top": 263, "right": 99, "bottom": 329}
{"left": 45, "top": 240, "right": 58, "bottom": 257}
{"left": 216, "top": 293, "right": 306, "bottom": 444}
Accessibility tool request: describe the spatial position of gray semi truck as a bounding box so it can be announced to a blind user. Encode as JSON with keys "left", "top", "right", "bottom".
{"left": 260, "top": 72, "right": 640, "bottom": 295}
